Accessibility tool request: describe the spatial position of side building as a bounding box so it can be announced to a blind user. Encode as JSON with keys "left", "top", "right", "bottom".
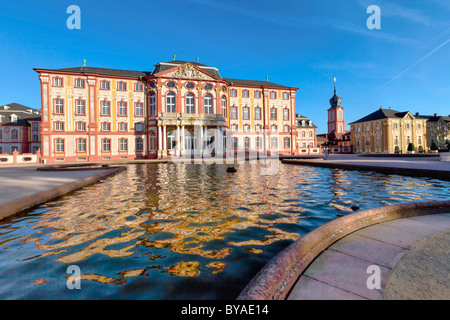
{"left": 0, "top": 103, "right": 41, "bottom": 155}
{"left": 34, "top": 60, "right": 298, "bottom": 163}
{"left": 295, "top": 114, "right": 319, "bottom": 154}
{"left": 350, "top": 107, "right": 427, "bottom": 153}
{"left": 416, "top": 113, "right": 450, "bottom": 150}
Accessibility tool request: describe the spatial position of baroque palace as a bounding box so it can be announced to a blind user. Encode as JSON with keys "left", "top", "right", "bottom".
{"left": 34, "top": 60, "right": 299, "bottom": 163}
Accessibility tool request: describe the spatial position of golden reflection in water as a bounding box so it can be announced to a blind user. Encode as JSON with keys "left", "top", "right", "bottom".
{"left": 22, "top": 163, "right": 316, "bottom": 282}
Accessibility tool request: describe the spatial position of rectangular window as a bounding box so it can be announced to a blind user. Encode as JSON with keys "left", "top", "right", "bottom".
{"left": 102, "top": 123, "right": 111, "bottom": 131}
{"left": 254, "top": 91, "right": 261, "bottom": 99}
{"left": 77, "top": 122, "right": 86, "bottom": 131}
{"left": 283, "top": 109, "right": 289, "bottom": 120}
{"left": 149, "top": 94, "right": 156, "bottom": 115}
{"left": 101, "top": 81, "right": 110, "bottom": 90}
{"left": 135, "top": 83, "right": 143, "bottom": 92}
{"left": 255, "top": 108, "right": 261, "bottom": 120}
{"left": 256, "top": 137, "right": 262, "bottom": 149}
{"left": 231, "top": 107, "right": 238, "bottom": 119}
{"left": 270, "top": 92, "right": 277, "bottom": 99}
{"left": 54, "top": 122, "right": 64, "bottom": 131}
{"left": 270, "top": 108, "right": 277, "bottom": 120}
{"left": 32, "top": 135, "right": 38, "bottom": 142}
{"left": 284, "top": 125, "right": 290, "bottom": 132}
{"left": 135, "top": 123, "right": 144, "bottom": 132}
{"left": 77, "top": 139, "right": 86, "bottom": 152}
{"left": 230, "top": 89, "right": 237, "bottom": 97}
{"left": 283, "top": 93, "right": 289, "bottom": 100}
{"left": 75, "top": 79, "right": 85, "bottom": 88}
{"left": 54, "top": 78, "right": 63, "bottom": 87}
{"left": 284, "top": 137, "right": 290, "bottom": 148}
{"left": 243, "top": 90, "right": 249, "bottom": 98}
{"left": 256, "top": 125, "right": 262, "bottom": 133}
{"left": 55, "top": 139, "right": 64, "bottom": 153}
{"left": 76, "top": 100, "right": 85, "bottom": 115}
{"left": 119, "top": 139, "right": 128, "bottom": 152}
{"left": 231, "top": 124, "right": 238, "bottom": 132}
{"left": 32, "top": 122, "right": 39, "bottom": 132}
{"left": 233, "top": 138, "right": 238, "bottom": 149}
{"left": 271, "top": 137, "right": 278, "bottom": 148}
{"left": 119, "top": 123, "right": 127, "bottom": 131}
{"left": 244, "top": 125, "right": 250, "bottom": 132}
{"left": 271, "top": 125, "right": 277, "bottom": 132}
{"left": 55, "top": 99, "right": 64, "bottom": 114}
{"left": 12, "top": 130, "right": 18, "bottom": 139}
{"left": 136, "top": 138, "right": 144, "bottom": 152}
{"left": 243, "top": 107, "right": 250, "bottom": 120}
{"left": 135, "top": 103, "right": 144, "bottom": 116}
{"left": 118, "top": 82, "right": 127, "bottom": 91}
{"left": 118, "top": 102, "right": 127, "bottom": 116}
{"left": 102, "top": 139, "right": 111, "bottom": 152}
{"left": 244, "top": 137, "right": 250, "bottom": 149}
{"left": 101, "top": 101, "right": 110, "bottom": 115}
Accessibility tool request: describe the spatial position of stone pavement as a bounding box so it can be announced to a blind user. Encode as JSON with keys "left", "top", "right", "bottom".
{"left": 0, "top": 164, "right": 125, "bottom": 221}
{"left": 0, "top": 165, "right": 108, "bottom": 207}
{"left": 287, "top": 213, "right": 450, "bottom": 300}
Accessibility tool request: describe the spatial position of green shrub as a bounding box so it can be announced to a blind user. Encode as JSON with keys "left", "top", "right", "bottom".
{"left": 430, "top": 142, "right": 439, "bottom": 151}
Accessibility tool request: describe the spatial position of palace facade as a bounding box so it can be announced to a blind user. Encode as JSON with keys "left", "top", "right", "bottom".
{"left": 34, "top": 60, "right": 298, "bottom": 163}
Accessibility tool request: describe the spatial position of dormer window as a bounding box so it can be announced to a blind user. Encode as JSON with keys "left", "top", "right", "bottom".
{"left": 11, "top": 114, "right": 18, "bottom": 123}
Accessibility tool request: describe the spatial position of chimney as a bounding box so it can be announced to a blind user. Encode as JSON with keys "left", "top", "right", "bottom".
{"left": 434, "top": 113, "right": 438, "bottom": 117}
{"left": 415, "top": 112, "right": 419, "bottom": 117}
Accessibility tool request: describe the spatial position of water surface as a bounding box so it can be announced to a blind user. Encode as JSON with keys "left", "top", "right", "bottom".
{"left": 0, "top": 163, "right": 449, "bottom": 299}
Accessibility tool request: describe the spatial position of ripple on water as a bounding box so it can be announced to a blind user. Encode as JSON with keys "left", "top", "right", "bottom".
{"left": 0, "top": 163, "right": 449, "bottom": 299}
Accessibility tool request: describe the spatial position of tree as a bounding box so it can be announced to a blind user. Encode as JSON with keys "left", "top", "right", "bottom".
{"left": 407, "top": 143, "right": 415, "bottom": 152}
{"left": 430, "top": 141, "right": 439, "bottom": 151}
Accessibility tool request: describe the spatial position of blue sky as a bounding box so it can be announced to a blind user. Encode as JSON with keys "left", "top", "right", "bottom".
{"left": 0, "top": 0, "right": 449, "bottom": 133}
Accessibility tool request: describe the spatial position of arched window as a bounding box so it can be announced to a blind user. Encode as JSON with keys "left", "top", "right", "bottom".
{"left": 204, "top": 93, "right": 213, "bottom": 114}
{"left": 222, "top": 96, "right": 227, "bottom": 118}
{"left": 149, "top": 92, "right": 156, "bottom": 115}
{"left": 186, "top": 93, "right": 195, "bottom": 114}
{"left": 302, "top": 131, "right": 306, "bottom": 138}
{"left": 309, "top": 131, "right": 313, "bottom": 138}
{"left": 166, "top": 92, "right": 176, "bottom": 113}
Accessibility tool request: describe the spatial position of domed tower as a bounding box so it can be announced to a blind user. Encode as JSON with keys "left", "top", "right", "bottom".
{"left": 327, "top": 78, "right": 345, "bottom": 134}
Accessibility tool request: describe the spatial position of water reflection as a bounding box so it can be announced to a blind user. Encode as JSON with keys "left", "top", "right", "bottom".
{"left": 0, "top": 163, "right": 449, "bottom": 299}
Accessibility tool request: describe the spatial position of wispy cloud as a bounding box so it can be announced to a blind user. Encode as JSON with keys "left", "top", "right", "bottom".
{"left": 376, "top": 38, "right": 450, "bottom": 90}
{"left": 186, "top": 0, "right": 419, "bottom": 46}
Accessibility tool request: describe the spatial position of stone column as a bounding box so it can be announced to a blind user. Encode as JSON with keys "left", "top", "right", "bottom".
{"left": 199, "top": 124, "right": 204, "bottom": 152}
{"left": 176, "top": 125, "right": 181, "bottom": 157}
{"left": 158, "top": 125, "right": 162, "bottom": 158}
{"left": 181, "top": 125, "right": 185, "bottom": 156}
{"left": 162, "top": 125, "right": 167, "bottom": 155}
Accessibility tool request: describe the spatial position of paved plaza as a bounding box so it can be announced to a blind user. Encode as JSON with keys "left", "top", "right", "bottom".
{"left": 288, "top": 213, "right": 450, "bottom": 300}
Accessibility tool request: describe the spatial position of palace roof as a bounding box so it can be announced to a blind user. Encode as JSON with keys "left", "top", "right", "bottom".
{"left": 350, "top": 108, "right": 411, "bottom": 124}
{"left": 34, "top": 66, "right": 152, "bottom": 78}
{"left": 35, "top": 61, "right": 296, "bottom": 89}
